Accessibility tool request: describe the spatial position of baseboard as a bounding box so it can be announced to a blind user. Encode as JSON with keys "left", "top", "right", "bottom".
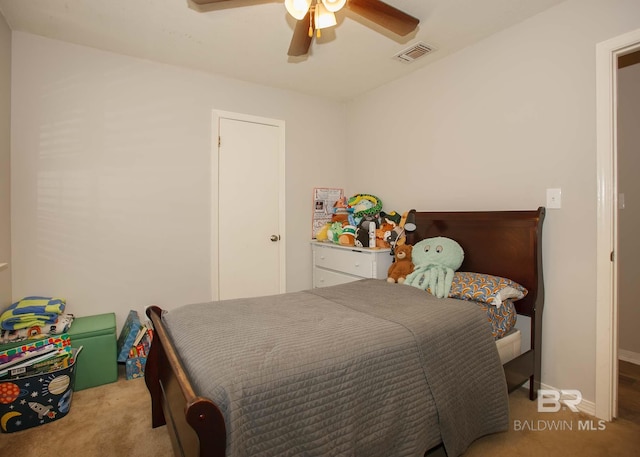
{"left": 512, "top": 380, "right": 596, "bottom": 417}
{"left": 618, "top": 349, "right": 640, "bottom": 365}
{"left": 533, "top": 349, "right": 640, "bottom": 419}
{"left": 539, "top": 382, "right": 596, "bottom": 417}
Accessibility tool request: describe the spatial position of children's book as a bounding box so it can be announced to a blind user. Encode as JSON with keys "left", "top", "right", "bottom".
{"left": 0, "top": 344, "right": 58, "bottom": 372}
{"left": 2, "top": 347, "right": 74, "bottom": 378}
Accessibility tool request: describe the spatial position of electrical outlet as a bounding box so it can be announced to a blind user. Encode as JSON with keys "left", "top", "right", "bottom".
{"left": 546, "top": 188, "right": 562, "bottom": 209}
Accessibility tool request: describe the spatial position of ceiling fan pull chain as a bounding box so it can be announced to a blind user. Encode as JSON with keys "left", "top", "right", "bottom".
{"left": 314, "top": 0, "right": 320, "bottom": 38}
{"left": 308, "top": 7, "right": 314, "bottom": 38}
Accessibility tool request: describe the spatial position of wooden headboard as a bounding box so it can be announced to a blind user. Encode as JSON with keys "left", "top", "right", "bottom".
{"left": 406, "top": 207, "right": 546, "bottom": 398}
{"left": 405, "top": 207, "right": 545, "bottom": 318}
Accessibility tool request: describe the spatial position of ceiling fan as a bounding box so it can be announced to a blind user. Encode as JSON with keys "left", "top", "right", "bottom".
{"left": 190, "top": 0, "right": 420, "bottom": 57}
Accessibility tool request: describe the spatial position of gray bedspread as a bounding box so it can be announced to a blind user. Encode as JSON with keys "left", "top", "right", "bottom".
{"left": 163, "top": 279, "right": 508, "bottom": 457}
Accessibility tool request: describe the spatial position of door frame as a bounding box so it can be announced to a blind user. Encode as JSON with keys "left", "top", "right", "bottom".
{"left": 595, "top": 28, "right": 640, "bottom": 421}
{"left": 210, "top": 110, "right": 286, "bottom": 301}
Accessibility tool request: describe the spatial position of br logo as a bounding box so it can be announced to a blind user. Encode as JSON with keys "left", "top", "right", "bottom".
{"left": 538, "top": 389, "right": 582, "bottom": 413}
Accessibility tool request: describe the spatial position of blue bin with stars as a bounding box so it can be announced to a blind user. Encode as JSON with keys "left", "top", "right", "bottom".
{"left": 0, "top": 347, "right": 81, "bottom": 433}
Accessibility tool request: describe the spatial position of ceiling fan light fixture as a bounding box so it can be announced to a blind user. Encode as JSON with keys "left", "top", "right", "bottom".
{"left": 314, "top": 3, "right": 336, "bottom": 30}
{"left": 285, "top": 0, "right": 312, "bottom": 20}
{"left": 321, "top": 0, "right": 346, "bottom": 13}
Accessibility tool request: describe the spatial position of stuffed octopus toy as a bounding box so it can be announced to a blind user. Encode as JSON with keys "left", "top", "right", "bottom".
{"left": 404, "top": 236, "right": 464, "bottom": 298}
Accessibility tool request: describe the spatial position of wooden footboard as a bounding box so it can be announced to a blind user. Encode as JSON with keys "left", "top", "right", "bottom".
{"left": 145, "top": 305, "right": 226, "bottom": 457}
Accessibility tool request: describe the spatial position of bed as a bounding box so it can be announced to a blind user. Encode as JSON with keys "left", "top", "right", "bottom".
{"left": 144, "top": 207, "right": 545, "bottom": 457}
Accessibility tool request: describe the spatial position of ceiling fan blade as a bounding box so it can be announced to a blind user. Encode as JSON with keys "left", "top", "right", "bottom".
{"left": 346, "top": 0, "right": 419, "bottom": 36}
{"left": 190, "top": 0, "right": 234, "bottom": 4}
{"left": 288, "top": 12, "right": 313, "bottom": 57}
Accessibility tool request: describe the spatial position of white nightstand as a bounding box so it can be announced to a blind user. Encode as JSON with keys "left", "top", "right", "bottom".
{"left": 311, "top": 241, "right": 393, "bottom": 288}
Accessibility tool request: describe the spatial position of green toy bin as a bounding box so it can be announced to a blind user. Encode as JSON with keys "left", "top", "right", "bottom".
{"left": 67, "top": 313, "right": 118, "bottom": 390}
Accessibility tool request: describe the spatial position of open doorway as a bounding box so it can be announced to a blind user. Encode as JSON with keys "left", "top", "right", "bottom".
{"left": 595, "top": 28, "right": 640, "bottom": 422}
{"left": 616, "top": 49, "right": 640, "bottom": 424}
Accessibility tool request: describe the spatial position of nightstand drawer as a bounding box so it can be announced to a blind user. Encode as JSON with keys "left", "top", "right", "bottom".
{"left": 314, "top": 245, "right": 374, "bottom": 277}
{"left": 313, "top": 267, "right": 360, "bottom": 288}
{"left": 311, "top": 241, "right": 392, "bottom": 288}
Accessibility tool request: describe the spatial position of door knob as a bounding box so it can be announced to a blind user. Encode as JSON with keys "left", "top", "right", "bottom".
{"left": 270, "top": 235, "right": 280, "bottom": 242}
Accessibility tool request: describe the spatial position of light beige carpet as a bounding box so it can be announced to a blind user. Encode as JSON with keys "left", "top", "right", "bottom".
{"left": 1, "top": 367, "right": 639, "bottom": 457}
{"left": 0, "top": 366, "right": 173, "bottom": 456}
{"left": 451, "top": 388, "right": 640, "bottom": 457}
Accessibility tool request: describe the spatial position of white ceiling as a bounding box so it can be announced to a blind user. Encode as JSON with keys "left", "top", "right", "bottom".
{"left": 0, "top": 0, "right": 566, "bottom": 101}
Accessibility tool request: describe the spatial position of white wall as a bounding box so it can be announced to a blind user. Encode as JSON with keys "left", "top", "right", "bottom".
{"left": 10, "top": 32, "right": 347, "bottom": 331}
{"left": 618, "top": 61, "right": 640, "bottom": 356}
{"left": 0, "top": 12, "right": 10, "bottom": 309}
{"left": 345, "top": 0, "right": 640, "bottom": 403}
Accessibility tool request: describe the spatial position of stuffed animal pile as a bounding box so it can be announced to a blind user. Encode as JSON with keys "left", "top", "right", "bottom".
{"left": 314, "top": 193, "right": 413, "bottom": 250}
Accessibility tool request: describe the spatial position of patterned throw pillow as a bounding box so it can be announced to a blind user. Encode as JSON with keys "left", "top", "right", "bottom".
{"left": 449, "top": 272, "right": 528, "bottom": 308}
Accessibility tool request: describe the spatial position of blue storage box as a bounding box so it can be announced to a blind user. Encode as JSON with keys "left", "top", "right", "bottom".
{"left": 0, "top": 348, "right": 80, "bottom": 433}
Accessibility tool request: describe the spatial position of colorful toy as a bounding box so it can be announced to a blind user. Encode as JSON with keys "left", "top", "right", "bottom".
{"left": 332, "top": 197, "right": 352, "bottom": 223}
{"left": 314, "top": 197, "right": 356, "bottom": 242}
{"left": 326, "top": 222, "right": 345, "bottom": 244}
{"left": 381, "top": 211, "right": 401, "bottom": 226}
{"left": 315, "top": 223, "right": 330, "bottom": 242}
{"left": 375, "top": 221, "right": 395, "bottom": 248}
{"left": 387, "top": 244, "right": 414, "bottom": 283}
{"left": 404, "top": 237, "right": 464, "bottom": 298}
{"left": 338, "top": 225, "right": 356, "bottom": 246}
{"left": 347, "top": 194, "right": 382, "bottom": 217}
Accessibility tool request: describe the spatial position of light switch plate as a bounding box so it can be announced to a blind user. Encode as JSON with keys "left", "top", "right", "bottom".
{"left": 546, "top": 188, "right": 562, "bottom": 209}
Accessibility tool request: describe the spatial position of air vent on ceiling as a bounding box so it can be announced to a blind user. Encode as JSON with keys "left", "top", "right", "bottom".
{"left": 393, "top": 42, "right": 435, "bottom": 63}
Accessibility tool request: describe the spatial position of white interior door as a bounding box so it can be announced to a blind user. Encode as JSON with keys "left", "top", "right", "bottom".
{"left": 215, "top": 114, "right": 285, "bottom": 300}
